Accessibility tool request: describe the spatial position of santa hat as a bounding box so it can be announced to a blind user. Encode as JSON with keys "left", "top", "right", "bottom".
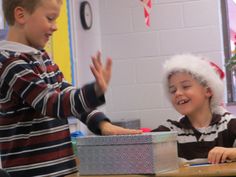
{"left": 163, "top": 54, "right": 225, "bottom": 114}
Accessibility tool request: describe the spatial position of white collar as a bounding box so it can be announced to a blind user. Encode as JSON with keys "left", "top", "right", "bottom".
{"left": 0, "top": 40, "right": 41, "bottom": 55}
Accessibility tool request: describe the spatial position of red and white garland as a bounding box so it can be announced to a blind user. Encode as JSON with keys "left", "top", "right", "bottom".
{"left": 140, "top": 0, "right": 152, "bottom": 27}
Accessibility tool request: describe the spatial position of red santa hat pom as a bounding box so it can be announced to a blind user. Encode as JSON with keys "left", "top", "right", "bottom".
{"left": 209, "top": 61, "right": 225, "bottom": 80}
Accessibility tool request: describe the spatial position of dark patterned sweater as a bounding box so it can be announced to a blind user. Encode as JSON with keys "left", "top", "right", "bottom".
{"left": 0, "top": 40, "right": 109, "bottom": 177}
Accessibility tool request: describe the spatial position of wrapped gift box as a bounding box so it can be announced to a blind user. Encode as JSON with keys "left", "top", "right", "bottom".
{"left": 76, "top": 132, "right": 178, "bottom": 175}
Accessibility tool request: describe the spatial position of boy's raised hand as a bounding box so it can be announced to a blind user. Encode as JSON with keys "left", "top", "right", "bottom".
{"left": 90, "top": 51, "right": 112, "bottom": 96}
{"left": 208, "top": 147, "right": 236, "bottom": 164}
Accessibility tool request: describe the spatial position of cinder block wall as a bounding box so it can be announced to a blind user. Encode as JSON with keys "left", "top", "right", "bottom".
{"left": 99, "top": 0, "right": 225, "bottom": 129}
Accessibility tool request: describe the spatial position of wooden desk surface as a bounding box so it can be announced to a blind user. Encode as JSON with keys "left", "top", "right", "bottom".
{"left": 157, "top": 162, "right": 236, "bottom": 177}
{"left": 75, "top": 162, "right": 236, "bottom": 177}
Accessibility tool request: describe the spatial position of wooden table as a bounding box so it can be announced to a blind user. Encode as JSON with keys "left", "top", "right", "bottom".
{"left": 156, "top": 162, "right": 236, "bottom": 177}
{"left": 70, "top": 162, "right": 236, "bottom": 177}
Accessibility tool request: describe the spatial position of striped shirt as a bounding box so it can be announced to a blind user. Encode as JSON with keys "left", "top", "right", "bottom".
{"left": 0, "top": 41, "right": 109, "bottom": 177}
{"left": 152, "top": 113, "right": 236, "bottom": 160}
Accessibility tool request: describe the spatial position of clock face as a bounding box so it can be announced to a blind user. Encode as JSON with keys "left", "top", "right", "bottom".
{"left": 80, "top": 1, "right": 93, "bottom": 30}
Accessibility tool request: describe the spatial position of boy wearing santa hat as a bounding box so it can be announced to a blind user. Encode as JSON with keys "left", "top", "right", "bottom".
{"left": 152, "top": 54, "right": 236, "bottom": 164}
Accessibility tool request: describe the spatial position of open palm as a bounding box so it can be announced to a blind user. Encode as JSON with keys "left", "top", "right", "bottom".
{"left": 90, "top": 51, "right": 112, "bottom": 96}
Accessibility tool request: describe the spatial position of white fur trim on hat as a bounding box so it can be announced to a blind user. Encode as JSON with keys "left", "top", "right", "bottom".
{"left": 163, "top": 54, "right": 224, "bottom": 114}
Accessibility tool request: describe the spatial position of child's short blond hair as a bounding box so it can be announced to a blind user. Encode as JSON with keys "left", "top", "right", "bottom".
{"left": 2, "top": 0, "right": 40, "bottom": 25}
{"left": 2, "top": 0, "right": 62, "bottom": 26}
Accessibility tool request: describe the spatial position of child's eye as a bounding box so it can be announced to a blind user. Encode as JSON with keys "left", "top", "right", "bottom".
{"left": 169, "top": 88, "right": 176, "bottom": 94}
{"left": 47, "top": 16, "right": 54, "bottom": 21}
{"left": 183, "top": 85, "right": 191, "bottom": 89}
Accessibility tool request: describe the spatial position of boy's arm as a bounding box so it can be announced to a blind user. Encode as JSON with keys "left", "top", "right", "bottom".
{"left": 79, "top": 110, "right": 109, "bottom": 135}
{"left": 79, "top": 111, "right": 142, "bottom": 135}
{"left": 0, "top": 52, "right": 141, "bottom": 135}
{"left": 99, "top": 121, "right": 142, "bottom": 135}
{"left": 0, "top": 57, "right": 105, "bottom": 118}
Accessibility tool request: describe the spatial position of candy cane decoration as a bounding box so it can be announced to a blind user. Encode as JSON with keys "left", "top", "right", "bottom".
{"left": 141, "top": 0, "right": 152, "bottom": 27}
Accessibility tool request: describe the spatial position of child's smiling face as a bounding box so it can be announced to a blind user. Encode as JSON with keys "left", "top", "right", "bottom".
{"left": 168, "top": 72, "right": 212, "bottom": 117}
{"left": 19, "top": 0, "right": 62, "bottom": 49}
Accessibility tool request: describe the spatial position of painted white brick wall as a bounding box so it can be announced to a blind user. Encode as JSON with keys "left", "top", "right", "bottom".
{"left": 68, "top": 0, "right": 102, "bottom": 87}
{"left": 99, "top": 0, "right": 225, "bottom": 129}
{"left": 69, "top": 0, "right": 226, "bottom": 131}
{"left": 68, "top": 0, "right": 104, "bottom": 134}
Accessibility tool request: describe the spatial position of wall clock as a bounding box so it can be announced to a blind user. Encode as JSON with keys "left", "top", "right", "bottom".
{"left": 80, "top": 1, "right": 93, "bottom": 30}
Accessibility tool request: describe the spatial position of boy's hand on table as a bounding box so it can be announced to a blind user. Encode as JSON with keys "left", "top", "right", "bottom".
{"left": 208, "top": 147, "right": 236, "bottom": 164}
{"left": 90, "top": 51, "right": 112, "bottom": 96}
{"left": 99, "top": 121, "right": 143, "bottom": 135}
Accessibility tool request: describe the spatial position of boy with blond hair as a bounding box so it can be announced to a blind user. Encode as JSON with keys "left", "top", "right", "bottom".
{"left": 0, "top": 0, "right": 141, "bottom": 176}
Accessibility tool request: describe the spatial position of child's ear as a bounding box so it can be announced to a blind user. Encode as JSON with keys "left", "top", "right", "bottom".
{"left": 205, "top": 87, "right": 213, "bottom": 98}
{"left": 14, "top": 7, "right": 27, "bottom": 25}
